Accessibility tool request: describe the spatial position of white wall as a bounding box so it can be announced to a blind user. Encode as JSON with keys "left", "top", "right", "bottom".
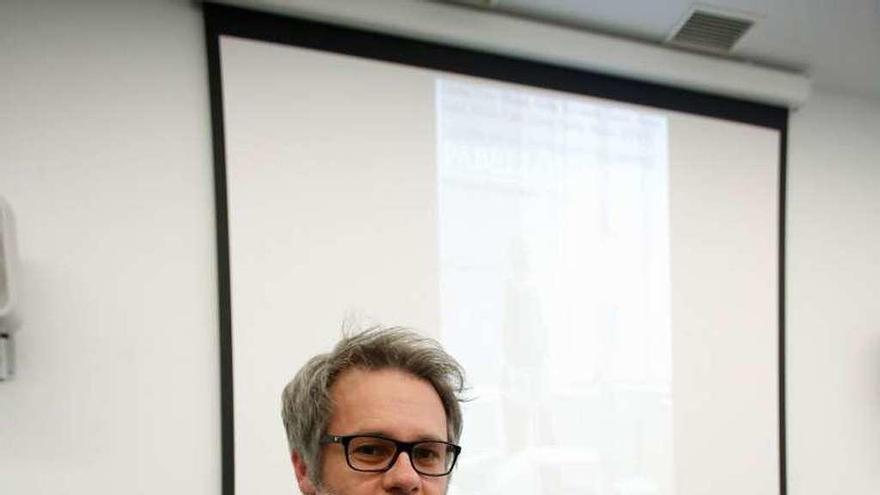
{"left": 0, "top": 1, "right": 877, "bottom": 494}
{"left": 0, "top": 0, "right": 219, "bottom": 493}
{"left": 787, "top": 90, "right": 880, "bottom": 495}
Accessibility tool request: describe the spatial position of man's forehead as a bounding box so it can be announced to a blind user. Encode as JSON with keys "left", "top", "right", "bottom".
{"left": 328, "top": 367, "right": 448, "bottom": 440}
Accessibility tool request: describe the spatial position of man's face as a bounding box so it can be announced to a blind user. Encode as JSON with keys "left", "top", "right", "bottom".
{"left": 295, "top": 367, "right": 451, "bottom": 495}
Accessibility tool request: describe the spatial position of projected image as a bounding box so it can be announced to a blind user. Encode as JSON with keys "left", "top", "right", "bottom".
{"left": 437, "top": 79, "right": 672, "bottom": 495}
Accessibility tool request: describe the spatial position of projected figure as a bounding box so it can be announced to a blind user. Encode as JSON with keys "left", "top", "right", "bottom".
{"left": 501, "top": 237, "right": 547, "bottom": 452}
{"left": 500, "top": 238, "right": 572, "bottom": 493}
{"left": 281, "top": 327, "right": 468, "bottom": 495}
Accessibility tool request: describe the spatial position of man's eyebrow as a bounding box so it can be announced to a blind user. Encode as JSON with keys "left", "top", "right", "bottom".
{"left": 355, "top": 430, "right": 392, "bottom": 437}
{"left": 355, "top": 431, "right": 448, "bottom": 442}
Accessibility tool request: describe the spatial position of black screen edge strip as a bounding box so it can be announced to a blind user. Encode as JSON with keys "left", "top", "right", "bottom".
{"left": 203, "top": 8, "right": 235, "bottom": 495}
{"left": 203, "top": 2, "right": 787, "bottom": 130}
{"left": 201, "top": 2, "right": 789, "bottom": 495}
{"left": 778, "top": 123, "right": 789, "bottom": 495}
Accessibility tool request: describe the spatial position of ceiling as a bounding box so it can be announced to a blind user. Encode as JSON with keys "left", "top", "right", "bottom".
{"left": 445, "top": 0, "right": 880, "bottom": 99}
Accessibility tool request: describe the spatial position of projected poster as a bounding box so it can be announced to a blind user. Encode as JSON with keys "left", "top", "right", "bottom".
{"left": 437, "top": 79, "right": 671, "bottom": 494}
{"left": 213, "top": 16, "right": 782, "bottom": 495}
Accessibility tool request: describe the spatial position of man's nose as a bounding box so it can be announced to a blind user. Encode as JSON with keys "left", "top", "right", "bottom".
{"left": 382, "top": 451, "right": 421, "bottom": 492}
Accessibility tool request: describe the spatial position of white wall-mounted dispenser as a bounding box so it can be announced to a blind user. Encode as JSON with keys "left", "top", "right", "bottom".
{"left": 0, "top": 196, "right": 22, "bottom": 381}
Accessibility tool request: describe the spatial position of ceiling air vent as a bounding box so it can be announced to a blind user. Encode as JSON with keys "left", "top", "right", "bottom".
{"left": 668, "top": 5, "right": 758, "bottom": 53}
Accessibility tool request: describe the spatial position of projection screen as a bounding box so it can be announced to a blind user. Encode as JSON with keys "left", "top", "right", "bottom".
{"left": 205, "top": 5, "right": 787, "bottom": 495}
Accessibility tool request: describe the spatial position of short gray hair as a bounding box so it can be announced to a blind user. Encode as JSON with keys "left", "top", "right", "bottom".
{"left": 281, "top": 326, "right": 466, "bottom": 483}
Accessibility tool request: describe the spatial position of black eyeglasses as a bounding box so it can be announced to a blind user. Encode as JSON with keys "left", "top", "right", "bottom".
{"left": 321, "top": 434, "right": 462, "bottom": 477}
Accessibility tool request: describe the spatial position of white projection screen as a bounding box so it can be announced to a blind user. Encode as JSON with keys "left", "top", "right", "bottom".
{"left": 205, "top": 5, "right": 787, "bottom": 495}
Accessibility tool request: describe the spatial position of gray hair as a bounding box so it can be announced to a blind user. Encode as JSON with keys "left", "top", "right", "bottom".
{"left": 281, "top": 326, "right": 467, "bottom": 483}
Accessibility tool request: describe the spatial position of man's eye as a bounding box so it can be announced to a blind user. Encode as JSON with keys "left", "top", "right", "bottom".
{"left": 351, "top": 443, "right": 392, "bottom": 458}
{"left": 413, "top": 446, "right": 442, "bottom": 462}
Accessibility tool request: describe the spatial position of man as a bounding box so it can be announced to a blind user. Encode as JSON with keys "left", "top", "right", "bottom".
{"left": 281, "top": 326, "right": 467, "bottom": 494}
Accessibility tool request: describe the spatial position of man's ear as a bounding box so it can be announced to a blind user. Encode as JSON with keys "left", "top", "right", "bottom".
{"left": 292, "top": 451, "right": 317, "bottom": 495}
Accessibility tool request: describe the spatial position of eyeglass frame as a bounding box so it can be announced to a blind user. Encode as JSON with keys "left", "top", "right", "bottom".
{"left": 320, "top": 434, "right": 462, "bottom": 477}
